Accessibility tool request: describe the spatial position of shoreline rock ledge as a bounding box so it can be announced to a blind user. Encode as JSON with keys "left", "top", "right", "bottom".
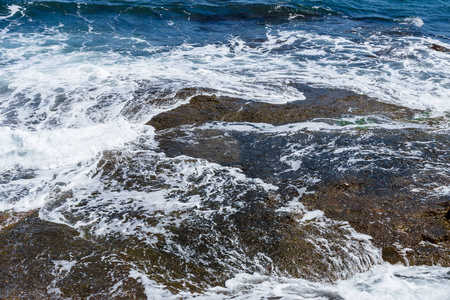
{"left": 148, "top": 87, "right": 450, "bottom": 268}
{"left": 0, "top": 86, "right": 448, "bottom": 298}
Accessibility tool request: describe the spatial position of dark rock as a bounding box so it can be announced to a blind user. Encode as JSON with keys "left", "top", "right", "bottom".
{"left": 382, "top": 247, "right": 404, "bottom": 265}
{"left": 431, "top": 44, "right": 450, "bottom": 53}
{"left": 147, "top": 89, "right": 450, "bottom": 268}
{"left": 156, "top": 128, "right": 241, "bottom": 164}
{"left": 0, "top": 212, "right": 146, "bottom": 299}
{"left": 147, "top": 87, "right": 417, "bottom": 131}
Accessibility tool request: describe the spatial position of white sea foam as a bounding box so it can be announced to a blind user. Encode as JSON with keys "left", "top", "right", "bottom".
{"left": 400, "top": 17, "right": 424, "bottom": 27}
{"left": 336, "top": 264, "right": 450, "bottom": 300}
{"left": 1, "top": 26, "right": 449, "bottom": 134}
{"left": 0, "top": 5, "right": 24, "bottom": 20}
{"left": 132, "top": 264, "right": 450, "bottom": 299}
{"left": 0, "top": 119, "right": 142, "bottom": 212}
{"left": 0, "top": 119, "right": 138, "bottom": 170}
{"left": 198, "top": 119, "right": 429, "bottom": 134}
{"left": 301, "top": 209, "right": 324, "bottom": 221}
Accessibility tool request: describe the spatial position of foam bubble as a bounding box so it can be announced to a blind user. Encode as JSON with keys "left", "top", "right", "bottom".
{"left": 400, "top": 17, "right": 424, "bottom": 27}
{"left": 0, "top": 119, "right": 138, "bottom": 170}
{"left": 194, "top": 265, "right": 450, "bottom": 300}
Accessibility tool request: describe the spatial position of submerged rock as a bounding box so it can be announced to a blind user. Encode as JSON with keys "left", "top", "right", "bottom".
{"left": 35, "top": 150, "right": 379, "bottom": 293}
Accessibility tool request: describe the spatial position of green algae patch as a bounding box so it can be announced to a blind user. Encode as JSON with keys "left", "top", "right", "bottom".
{"left": 336, "top": 118, "right": 382, "bottom": 127}
{"left": 336, "top": 120, "right": 354, "bottom": 126}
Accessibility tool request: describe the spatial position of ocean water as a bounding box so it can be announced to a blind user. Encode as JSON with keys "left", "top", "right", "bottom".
{"left": 1, "top": 0, "right": 449, "bottom": 298}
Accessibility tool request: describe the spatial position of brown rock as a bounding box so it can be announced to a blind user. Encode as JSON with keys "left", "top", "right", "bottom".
{"left": 147, "top": 88, "right": 417, "bottom": 131}
{"left": 147, "top": 90, "right": 450, "bottom": 267}
{"left": 382, "top": 247, "right": 404, "bottom": 265}
{"left": 0, "top": 212, "right": 146, "bottom": 299}
{"left": 431, "top": 44, "right": 450, "bottom": 53}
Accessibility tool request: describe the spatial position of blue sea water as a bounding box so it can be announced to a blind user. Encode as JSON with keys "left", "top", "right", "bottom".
{"left": 0, "top": 0, "right": 449, "bottom": 118}
{"left": 1, "top": 0, "right": 449, "bottom": 57}
{"left": 0, "top": 0, "right": 449, "bottom": 299}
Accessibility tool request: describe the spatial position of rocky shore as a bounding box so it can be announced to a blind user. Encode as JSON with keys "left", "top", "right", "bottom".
{"left": 1, "top": 86, "right": 449, "bottom": 298}
{"left": 148, "top": 86, "right": 450, "bottom": 267}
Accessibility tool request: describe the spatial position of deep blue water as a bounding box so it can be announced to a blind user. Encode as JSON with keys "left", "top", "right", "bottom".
{"left": 1, "top": 0, "right": 448, "bottom": 51}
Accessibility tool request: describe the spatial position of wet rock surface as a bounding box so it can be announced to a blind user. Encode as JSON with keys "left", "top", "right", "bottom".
{"left": 33, "top": 150, "right": 378, "bottom": 294}
{"left": 0, "top": 212, "right": 146, "bottom": 299}
{"left": 147, "top": 86, "right": 417, "bottom": 131}
{"left": 150, "top": 88, "right": 450, "bottom": 268}
{"left": 1, "top": 86, "right": 449, "bottom": 297}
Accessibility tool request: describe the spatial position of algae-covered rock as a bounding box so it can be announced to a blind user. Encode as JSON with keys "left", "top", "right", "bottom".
{"left": 0, "top": 212, "right": 146, "bottom": 299}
